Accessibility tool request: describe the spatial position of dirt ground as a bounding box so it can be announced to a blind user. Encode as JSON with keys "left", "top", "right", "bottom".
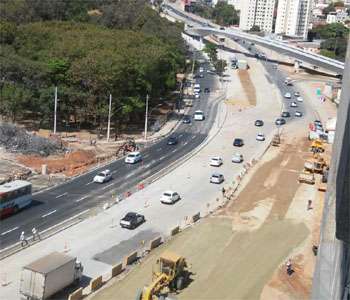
{"left": 91, "top": 132, "right": 329, "bottom": 300}
{"left": 237, "top": 70, "right": 257, "bottom": 106}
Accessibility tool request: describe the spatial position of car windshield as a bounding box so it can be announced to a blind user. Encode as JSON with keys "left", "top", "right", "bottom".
{"left": 128, "top": 154, "right": 136, "bottom": 158}
{"left": 212, "top": 158, "right": 219, "bottom": 161}
{"left": 125, "top": 213, "right": 136, "bottom": 218}
{"left": 212, "top": 174, "right": 220, "bottom": 178}
{"left": 163, "top": 193, "right": 172, "bottom": 197}
{"left": 97, "top": 173, "right": 106, "bottom": 177}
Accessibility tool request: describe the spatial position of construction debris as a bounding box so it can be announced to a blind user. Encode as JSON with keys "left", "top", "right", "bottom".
{"left": 0, "top": 123, "right": 63, "bottom": 156}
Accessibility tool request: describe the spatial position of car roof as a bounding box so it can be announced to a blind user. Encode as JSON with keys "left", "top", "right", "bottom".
{"left": 212, "top": 173, "right": 222, "bottom": 176}
{"left": 128, "top": 151, "right": 140, "bottom": 155}
{"left": 194, "top": 110, "right": 203, "bottom": 113}
{"left": 163, "top": 190, "right": 174, "bottom": 194}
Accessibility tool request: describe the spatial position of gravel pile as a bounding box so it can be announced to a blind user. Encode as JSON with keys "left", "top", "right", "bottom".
{"left": 0, "top": 123, "right": 63, "bottom": 156}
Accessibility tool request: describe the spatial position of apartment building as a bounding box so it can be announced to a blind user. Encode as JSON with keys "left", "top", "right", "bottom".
{"left": 239, "top": 0, "right": 276, "bottom": 33}
{"left": 275, "top": 0, "right": 313, "bottom": 40}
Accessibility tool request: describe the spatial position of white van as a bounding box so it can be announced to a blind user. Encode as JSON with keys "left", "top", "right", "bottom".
{"left": 194, "top": 110, "right": 205, "bottom": 121}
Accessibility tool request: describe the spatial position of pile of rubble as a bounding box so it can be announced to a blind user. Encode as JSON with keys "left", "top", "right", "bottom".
{"left": 0, "top": 123, "right": 63, "bottom": 156}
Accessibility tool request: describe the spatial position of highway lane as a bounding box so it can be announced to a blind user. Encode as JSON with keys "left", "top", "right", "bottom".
{"left": 0, "top": 59, "right": 222, "bottom": 249}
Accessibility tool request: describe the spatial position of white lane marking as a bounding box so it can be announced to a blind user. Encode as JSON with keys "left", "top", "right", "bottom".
{"left": 41, "top": 210, "right": 57, "bottom": 218}
{"left": 1, "top": 226, "right": 19, "bottom": 236}
{"left": 156, "top": 148, "right": 162, "bottom": 152}
{"left": 102, "top": 183, "right": 114, "bottom": 190}
{"left": 191, "top": 136, "right": 196, "bottom": 140}
{"left": 179, "top": 134, "right": 183, "bottom": 137}
{"left": 85, "top": 181, "right": 94, "bottom": 186}
{"left": 76, "top": 196, "right": 88, "bottom": 203}
{"left": 111, "top": 170, "right": 117, "bottom": 174}
{"left": 171, "top": 150, "right": 177, "bottom": 153}
{"left": 55, "top": 192, "right": 67, "bottom": 199}
{"left": 183, "top": 142, "right": 188, "bottom": 146}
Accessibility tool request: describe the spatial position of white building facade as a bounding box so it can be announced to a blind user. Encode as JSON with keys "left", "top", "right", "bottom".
{"left": 239, "top": 0, "right": 276, "bottom": 33}
{"left": 275, "top": 0, "right": 313, "bottom": 40}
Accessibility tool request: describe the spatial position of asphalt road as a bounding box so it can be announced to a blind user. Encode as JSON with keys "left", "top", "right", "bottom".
{"left": 0, "top": 59, "right": 221, "bottom": 249}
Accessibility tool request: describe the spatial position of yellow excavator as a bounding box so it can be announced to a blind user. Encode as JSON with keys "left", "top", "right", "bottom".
{"left": 136, "top": 251, "right": 190, "bottom": 300}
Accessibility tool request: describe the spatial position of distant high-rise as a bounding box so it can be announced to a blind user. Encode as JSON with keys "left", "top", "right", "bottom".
{"left": 239, "top": 0, "right": 276, "bottom": 33}
{"left": 275, "top": 0, "right": 312, "bottom": 40}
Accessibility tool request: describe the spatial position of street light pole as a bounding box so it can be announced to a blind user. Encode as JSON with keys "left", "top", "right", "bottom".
{"left": 53, "top": 86, "right": 58, "bottom": 134}
{"left": 144, "top": 94, "right": 149, "bottom": 141}
{"left": 107, "top": 93, "right": 112, "bottom": 142}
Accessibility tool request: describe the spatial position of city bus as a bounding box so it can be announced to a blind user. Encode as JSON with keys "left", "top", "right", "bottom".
{"left": 0, "top": 180, "right": 32, "bottom": 218}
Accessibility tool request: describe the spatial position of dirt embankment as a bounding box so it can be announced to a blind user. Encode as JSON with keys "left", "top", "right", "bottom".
{"left": 17, "top": 150, "right": 96, "bottom": 176}
{"left": 237, "top": 69, "right": 257, "bottom": 106}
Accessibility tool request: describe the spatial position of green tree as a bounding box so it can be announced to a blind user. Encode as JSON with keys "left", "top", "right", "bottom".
{"left": 249, "top": 25, "right": 261, "bottom": 32}
{"left": 213, "top": 2, "right": 239, "bottom": 26}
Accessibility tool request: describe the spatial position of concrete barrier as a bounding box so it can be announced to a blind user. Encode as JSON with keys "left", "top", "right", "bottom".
{"left": 123, "top": 250, "right": 138, "bottom": 267}
{"left": 68, "top": 288, "right": 83, "bottom": 300}
{"left": 90, "top": 275, "right": 103, "bottom": 292}
{"left": 192, "top": 212, "right": 200, "bottom": 223}
{"left": 111, "top": 263, "right": 123, "bottom": 277}
{"left": 149, "top": 236, "right": 162, "bottom": 250}
{"left": 170, "top": 226, "right": 180, "bottom": 236}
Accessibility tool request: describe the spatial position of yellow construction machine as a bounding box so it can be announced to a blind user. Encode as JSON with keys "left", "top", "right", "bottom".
{"left": 304, "top": 154, "right": 328, "bottom": 174}
{"left": 137, "top": 251, "right": 190, "bottom": 300}
{"left": 310, "top": 139, "right": 325, "bottom": 153}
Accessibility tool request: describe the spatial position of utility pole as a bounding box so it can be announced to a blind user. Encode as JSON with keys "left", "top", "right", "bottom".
{"left": 53, "top": 86, "right": 58, "bottom": 134}
{"left": 191, "top": 50, "right": 196, "bottom": 75}
{"left": 107, "top": 93, "right": 112, "bottom": 142}
{"left": 144, "top": 94, "right": 149, "bottom": 141}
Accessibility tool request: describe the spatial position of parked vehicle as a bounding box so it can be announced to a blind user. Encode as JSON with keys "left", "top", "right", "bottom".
{"left": 256, "top": 133, "right": 265, "bottom": 141}
{"left": 254, "top": 120, "right": 264, "bottom": 127}
{"left": 295, "top": 111, "right": 303, "bottom": 117}
{"left": 194, "top": 110, "right": 205, "bottom": 121}
{"left": 232, "top": 153, "right": 243, "bottom": 163}
{"left": 93, "top": 170, "right": 112, "bottom": 183}
{"left": 210, "top": 157, "right": 223, "bottom": 167}
{"left": 0, "top": 180, "right": 32, "bottom": 218}
{"left": 204, "top": 87, "right": 210, "bottom": 93}
{"left": 233, "top": 138, "right": 244, "bottom": 147}
{"left": 290, "top": 102, "right": 298, "bottom": 107}
{"left": 210, "top": 173, "right": 224, "bottom": 184}
{"left": 281, "top": 111, "right": 290, "bottom": 118}
{"left": 125, "top": 151, "right": 142, "bottom": 164}
{"left": 296, "top": 97, "right": 303, "bottom": 102}
{"left": 294, "top": 91, "right": 300, "bottom": 97}
{"left": 20, "top": 252, "right": 83, "bottom": 300}
{"left": 160, "top": 191, "right": 180, "bottom": 204}
{"left": 182, "top": 116, "right": 191, "bottom": 124}
{"left": 120, "top": 212, "right": 145, "bottom": 229}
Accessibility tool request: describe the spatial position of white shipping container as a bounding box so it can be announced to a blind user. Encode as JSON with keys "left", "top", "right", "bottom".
{"left": 237, "top": 60, "right": 248, "bottom": 70}
{"left": 20, "top": 252, "right": 81, "bottom": 300}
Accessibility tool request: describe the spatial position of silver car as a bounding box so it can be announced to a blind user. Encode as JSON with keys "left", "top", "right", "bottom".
{"left": 210, "top": 173, "right": 224, "bottom": 184}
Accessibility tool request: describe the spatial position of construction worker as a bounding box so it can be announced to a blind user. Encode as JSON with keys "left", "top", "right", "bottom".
{"left": 20, "top": 231, "right": 28, "bottom": 247}
{"left": 222, "top": 187, "right": 226, "bottom": 197}
{"left": 286, "top": 259, "right": 293, "bottom": 276}
{"left": 307, "top": 200, "right": 313, "bottom": 210}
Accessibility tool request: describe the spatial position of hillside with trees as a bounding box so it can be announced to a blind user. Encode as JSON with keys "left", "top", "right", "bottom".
{"left": 0, "top": 0, "right": 186, "bottom": 130}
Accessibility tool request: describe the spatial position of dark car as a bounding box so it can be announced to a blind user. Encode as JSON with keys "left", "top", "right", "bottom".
{"left": 120, "top": 212, "right": 145, "bottom": 229}
{"left": 167, "top": 136, "right": 178, "bottom": 145}
{"left": 275, "top": 118, "right": 286, "bottom": 125}
{"left": 281, "top": 111, "right": 291, "bottom": 118}
{"left": 220, "top": 27, "right": 225, "bottom": 30}
{"left": 182, "top": 116, "right": 191, "bottom": 124}
{"left": 254, "top": 120, "right": 264, "bottom": 127}
{"left": 204, "top": 87, "right": 210, "bottom": 93}
{"left": 233, "top": 138, "right": 244, "bottom": 147}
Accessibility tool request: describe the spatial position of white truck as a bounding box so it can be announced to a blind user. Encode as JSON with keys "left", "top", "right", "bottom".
{"left": 20, "top": 252, "right": 83, "bottom": 300}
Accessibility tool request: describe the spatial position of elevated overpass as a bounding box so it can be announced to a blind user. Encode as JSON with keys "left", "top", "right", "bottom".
{"left": 163, "top": 3, "right": 345, "bottom": 76}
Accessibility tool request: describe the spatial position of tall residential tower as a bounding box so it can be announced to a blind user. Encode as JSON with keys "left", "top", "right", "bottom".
{"left": 239, "top": 0, "right": 276, "bottom": 33}
{"left": 275, "top": 0, "right": 313, "bottom": 40}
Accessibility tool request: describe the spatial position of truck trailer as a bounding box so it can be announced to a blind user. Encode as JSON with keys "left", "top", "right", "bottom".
{"left": 20, "top": 252, "right": 83, "bottom": 300}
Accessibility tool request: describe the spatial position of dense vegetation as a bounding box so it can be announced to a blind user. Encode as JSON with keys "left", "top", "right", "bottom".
{"left": 310, "top": 23, "right": 349, "bottom": 61}
{"left": 203, "top": 43, "right": 227, "bottom": 76}
{"left": 0, "top": 0, "right": 186, "bottom": 130}
{"left": 192, "top": 2, "right": 239, "bottom": 26}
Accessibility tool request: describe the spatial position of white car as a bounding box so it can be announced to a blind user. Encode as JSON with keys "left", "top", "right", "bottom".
{"left": 284, "top": 92, "right": 291, "bottom": 99}
{"left": 195, "top": 93, "right": 200, "bottom": 99}
{"left": 93, "top": 169, "right": 112, "bottom": 183}
{"left": 296, "top": 97, "right": 303, "bottom": 102}
{"left": 295, "top": 111, "right": 303, "bottom": 117}
{"left": 193, "top": 88, "right": 201, "bottom": 94}
{"left": 231, "top": 153, "right": 243, "bottom": 163}
{"left": 210, "top": 157, "right": 223, "bottom": 167}
{"left": 199, "top": 67, "right": 204, "bottom": 73}
{"left": 294, "top": 91, "right": 300, "bottom": 97}
{"left": 210, "top": 173, "right": 224, "bottom": 184}
{"left": 290, "top": 102, "right": 297, "bottom": 107}
{"left": 256, "top": 133, "right": 265, "bottom": 141}
{"left": 124, "top": 151, "right": 142, "bottom": 164}
{"left": 194, "top": 110, "right": 205, "bottom": 121}
{"left": 160, "top": 191, "right": 180, "bottom": 204}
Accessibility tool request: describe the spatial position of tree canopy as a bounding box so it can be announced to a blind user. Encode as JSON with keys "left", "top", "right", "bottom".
{"left": 0, "top": 0, "right": 186, "bottom": 129}
{"left": 192, "top": 2, "right": 239, "bottom": 26}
